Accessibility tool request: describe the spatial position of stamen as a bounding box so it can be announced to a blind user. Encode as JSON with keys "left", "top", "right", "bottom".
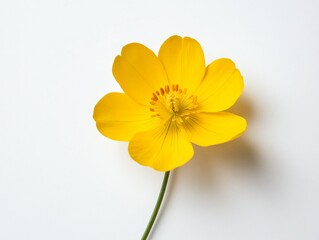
{"left": 152, "top": 93, "right": 158, "bottom": 101}
{"left": 160, "top": 88, "right": 165, "bottom": 96}
{"left": 165, "top": 85, "right": 170, "bottom": 93}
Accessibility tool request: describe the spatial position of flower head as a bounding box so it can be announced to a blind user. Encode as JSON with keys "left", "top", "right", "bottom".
{"left": 93, "top": 35, "right": 247, "bottom": 171}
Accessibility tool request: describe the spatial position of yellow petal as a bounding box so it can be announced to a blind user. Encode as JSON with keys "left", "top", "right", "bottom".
{"left": 93, "top": 92, "right": 158, "bottom": 141}
{"left": 128, "top": 121, "right": 194, "bottom": 171}
{"left": 184, "top": 112, "right": 247, "bottom": 146}
{"left": 113, "top": 43, "right": 168, "bottom": 105}
{"left": 158, "top": 35, "right": 206, "bottom": 93}
{"left": 195, "top": 58, "right": 244, "bottom": 112}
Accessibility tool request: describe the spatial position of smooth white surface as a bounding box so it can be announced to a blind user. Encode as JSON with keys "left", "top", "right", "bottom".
{"left": 1, "top": 0, "right": 319, "bottom": 239}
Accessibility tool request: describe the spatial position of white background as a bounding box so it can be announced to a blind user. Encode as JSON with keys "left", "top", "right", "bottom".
{"left": 1, "top": 0, "right": 319, "bottom": 239}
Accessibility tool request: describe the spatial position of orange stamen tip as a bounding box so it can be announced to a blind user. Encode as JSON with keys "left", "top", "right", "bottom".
{"left": 156, "top": 91, "right": 160, "bottom": 96}
{"left": 165, "top": 85, "right": 170, "bottom": 93}
{"left": 150, "top": 108, "right": 155, "bottom": 112}
{"left": 160, "top": 88, "right": 165, "bottom": 96}
{"left": 152, "top": 93, "right": 158, "bottom": 101}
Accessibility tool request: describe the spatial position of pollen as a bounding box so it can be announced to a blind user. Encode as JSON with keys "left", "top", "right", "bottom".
{"left": 149, "top": 84, "right": 199, "bottom": 123}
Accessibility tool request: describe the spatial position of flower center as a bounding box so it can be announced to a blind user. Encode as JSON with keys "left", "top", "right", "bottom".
{"left": 149, "top": 84, "right": 198, "bottom": 124}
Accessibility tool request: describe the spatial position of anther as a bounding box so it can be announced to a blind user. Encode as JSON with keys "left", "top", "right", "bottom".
{"left": 165, "top": 85, "right": 170, "bottom": 93}
{"left": 150, "top": 108, "right": 155, "bottom": 112}
{"left": 152, "top": 93, "right": 158, "bottom": 101}
{"left": 156, "top": 91, "right": 160, "bottom": 96}
{"left": 160, "top": 88, "right": 165, "bottom": 96}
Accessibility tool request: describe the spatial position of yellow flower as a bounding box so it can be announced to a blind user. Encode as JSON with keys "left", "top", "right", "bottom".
{"left": 93, "top": 35, "right": 247, "bottom": 171}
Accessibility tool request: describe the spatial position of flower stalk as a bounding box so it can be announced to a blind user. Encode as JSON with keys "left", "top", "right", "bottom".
{"left": 141, "top": 171, "right": 170, "bottom": 240}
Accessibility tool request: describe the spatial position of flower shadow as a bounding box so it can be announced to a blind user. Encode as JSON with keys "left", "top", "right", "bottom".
{"left": 189, "top": 138, "right": 262, "bottom": 189}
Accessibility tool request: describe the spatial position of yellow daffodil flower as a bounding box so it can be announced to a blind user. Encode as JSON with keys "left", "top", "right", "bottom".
{"left": 93, "top": 35, "right": 247, "bottom": 171}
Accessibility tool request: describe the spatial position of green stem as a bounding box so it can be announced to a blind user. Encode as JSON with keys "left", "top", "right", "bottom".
{"left": 141, "top": 171, "right": 170, "bottom": 240}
